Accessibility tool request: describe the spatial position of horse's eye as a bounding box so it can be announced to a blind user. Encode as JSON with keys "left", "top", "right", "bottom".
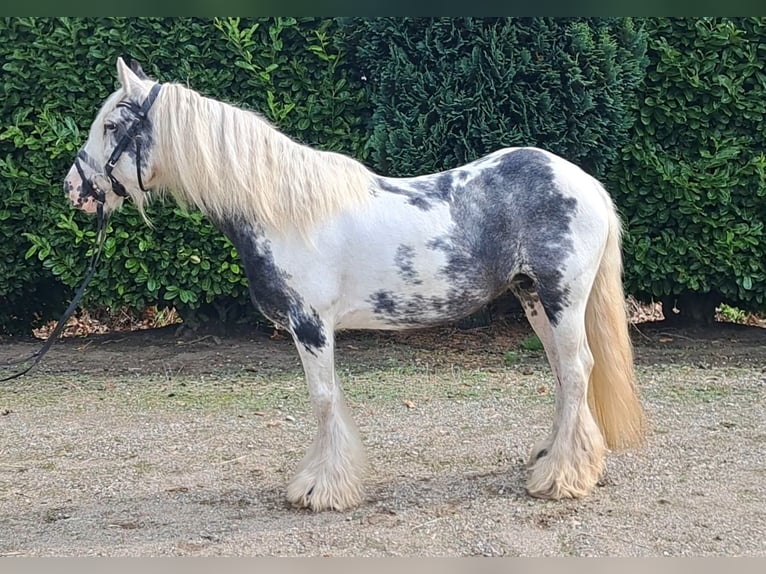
{"left": 104, "top": 121, "right": 117, "bottom": 132}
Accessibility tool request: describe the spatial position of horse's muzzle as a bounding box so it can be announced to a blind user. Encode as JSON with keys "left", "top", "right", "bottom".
{"left": 64, "top": 165, "right": 99, "bottom": 214}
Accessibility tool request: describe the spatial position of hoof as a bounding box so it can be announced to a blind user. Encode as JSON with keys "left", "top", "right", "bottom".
{"left": 525, "top": 446, "right": 605, "bottom": 500}
{"left": 526, "top": 438, "right": 553, "bottom": 468}
{"left": 286, "top": 469, "right": 364, "bottom": 512}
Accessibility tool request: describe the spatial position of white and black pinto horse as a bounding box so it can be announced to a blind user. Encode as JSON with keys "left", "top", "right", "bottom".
{"left": 65, "top": 58, "right": 645, "bottom": 511}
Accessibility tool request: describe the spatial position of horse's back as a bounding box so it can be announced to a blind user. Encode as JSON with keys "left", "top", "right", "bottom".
{"left": 382, "top": 146, "right": 610, "bottom": 281}
{"left": 324, "top": 147, "right": 611, "bottom": 329}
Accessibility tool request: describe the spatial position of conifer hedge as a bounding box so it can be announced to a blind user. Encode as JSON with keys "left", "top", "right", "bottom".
{"left": 345, "top": 17, "right": 648, "bottom": 181}
{"left": 343, "top": 17, "right": 649, "bottom": 322}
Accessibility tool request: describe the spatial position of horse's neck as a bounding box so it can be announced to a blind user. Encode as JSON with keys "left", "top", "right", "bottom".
{"left": 160, "top": 85, "right": 372, "bottom": 238}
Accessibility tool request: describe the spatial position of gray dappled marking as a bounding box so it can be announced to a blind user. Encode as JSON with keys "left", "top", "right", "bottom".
{"left": 394, "top": 245, "right": 423, "bottom": 286}
{"left": 375, "top": 172, "right": 453, "bottom": 211}
{"left": 370, "top": 149, "right": 576, "bottom": 326}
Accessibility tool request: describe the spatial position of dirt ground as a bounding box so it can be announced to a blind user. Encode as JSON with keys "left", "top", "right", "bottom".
{"left": 0, "top": 319, "right": 764, "bottom": 557}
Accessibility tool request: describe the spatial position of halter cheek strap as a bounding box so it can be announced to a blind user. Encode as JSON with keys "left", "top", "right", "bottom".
{"left": 104, "top": 82, "right": 162, "bottom": 198}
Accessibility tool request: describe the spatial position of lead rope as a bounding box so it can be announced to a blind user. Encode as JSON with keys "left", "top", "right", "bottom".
{"left": 0, "top": 203, "right": 109, "bottom": 382}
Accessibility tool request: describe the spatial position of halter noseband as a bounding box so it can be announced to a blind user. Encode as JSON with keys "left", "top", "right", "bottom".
{"left": 76, "top": 83, "right": 162, "bottom": 204}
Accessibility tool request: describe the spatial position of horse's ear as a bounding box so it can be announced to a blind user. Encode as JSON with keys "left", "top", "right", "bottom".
{"left": 116, "top": 57, "right": 142, "bottom": 92}
{"left": 129, "top": 59, "right": 149, "bottom": 80}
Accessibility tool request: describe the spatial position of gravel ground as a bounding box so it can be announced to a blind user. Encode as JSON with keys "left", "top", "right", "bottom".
{"left": 0, "top": 321, "right": 764, "bottom": 556}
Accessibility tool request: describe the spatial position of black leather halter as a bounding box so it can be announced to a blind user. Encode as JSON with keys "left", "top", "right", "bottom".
{"left": 76, "top": 82, "right": 161, "bottom": 204}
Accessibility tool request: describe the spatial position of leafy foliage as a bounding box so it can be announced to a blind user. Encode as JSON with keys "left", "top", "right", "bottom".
{"left": 2, "top": 17, "right": 765, "bottom": 335}
{"left": 0, "top": 17, "right": 370, "bottom": 334}
{"left": 611, "top": 17, "right": 766, "bottom": 312}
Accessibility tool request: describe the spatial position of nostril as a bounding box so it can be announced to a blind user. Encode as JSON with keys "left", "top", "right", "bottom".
{"left": 64, "top": 180, "right": 73, "bottom": 193}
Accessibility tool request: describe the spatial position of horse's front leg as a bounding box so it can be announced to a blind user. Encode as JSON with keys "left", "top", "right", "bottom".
{"left": 286, "top": 324, "right": 366, "bottom": 511}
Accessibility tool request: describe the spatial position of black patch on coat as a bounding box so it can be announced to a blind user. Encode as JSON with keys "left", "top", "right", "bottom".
{"left": 291, "top": 307, "right": 327, "bottom": 352}
{"left": 370, "top": 290, "right": 397, "bottom": 315}
{"left": 370, "top": 149, "right": 577, "bottom": 327}
{"left": 407, "top": 195, "right": 431, "bottom": 210}
{"left": 510, "top": 274, "right": 541, "bottom": 317}
{"left": 106, "top": 102, "right": 155, "bottom": 171}
{"left": 375, "top": 173, "right": 453, "bottom": 211}
{"left": 215, "top": 218, "right": 328, "bottom": 355}
{"left": 441, "top": 148, "right": 576, "bottom": 325}
{"left": 367, "top": 288, "right": 489, "bottom": 326}
{"left": 394, "top": 245, "right": 422, "bottom": 285}
{"left": 376, "top": 178, "right": 433, "bottom": 210}
{"left": 409, "top": 173, "right": 453, "bottom": 200}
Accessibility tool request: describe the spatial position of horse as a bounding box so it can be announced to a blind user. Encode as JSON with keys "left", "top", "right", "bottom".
{"left": 64, "top": 58, "right": 646, "bottom": 512}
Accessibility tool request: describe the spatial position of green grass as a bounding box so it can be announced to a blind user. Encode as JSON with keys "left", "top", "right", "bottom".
{"left": 503, "top": 334, "right": 544, "bottom": 367}
{"left": 1, "top": 361, "right": 551, "bottom": 414}
{"left": 519, "top": 334, "right": 544, "bottom": 352}
{"left": 503, "top": 350, "right": 521, "bottom": 366}
{"left": 640, "top": 366, "right": 760, "bottom": 403}
{"left": 717, "top": 303, "right": 748, "bottom": 323}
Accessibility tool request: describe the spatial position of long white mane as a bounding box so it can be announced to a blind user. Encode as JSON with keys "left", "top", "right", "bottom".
{"left": 145, "top": 82, "right": 373, "bottom": 234}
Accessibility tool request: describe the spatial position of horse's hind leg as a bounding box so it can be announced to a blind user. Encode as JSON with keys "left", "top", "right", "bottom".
{"left": 514, "top": 276, "right": 605, "bottom": 499}
{"left": 286, "top": 325, "right": 365, "bottom": 511}
{"left": 512, "top": 275, "right": 560, "bottom": 385}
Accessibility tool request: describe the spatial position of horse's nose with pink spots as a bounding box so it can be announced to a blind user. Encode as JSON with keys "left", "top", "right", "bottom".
{"left": 64, "top": 165, "right": 98, "bottom": 213}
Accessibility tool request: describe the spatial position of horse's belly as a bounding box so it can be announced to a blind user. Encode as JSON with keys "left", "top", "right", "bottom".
{"left": 335, "top": 283, "right": 496, "bottom": 331}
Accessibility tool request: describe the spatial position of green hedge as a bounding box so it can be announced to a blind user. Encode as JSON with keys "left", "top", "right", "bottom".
{"left": 0, "top": 17, "right": 370, "bottom": 334}
{"left": 611, "top": 17, "right": 766, "bottom": 313}
{"left": 344, "top": 17, "right": 648, "bottom": 181}
{"left": 3, "top": 17, "right": 765, "bottom": 335}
